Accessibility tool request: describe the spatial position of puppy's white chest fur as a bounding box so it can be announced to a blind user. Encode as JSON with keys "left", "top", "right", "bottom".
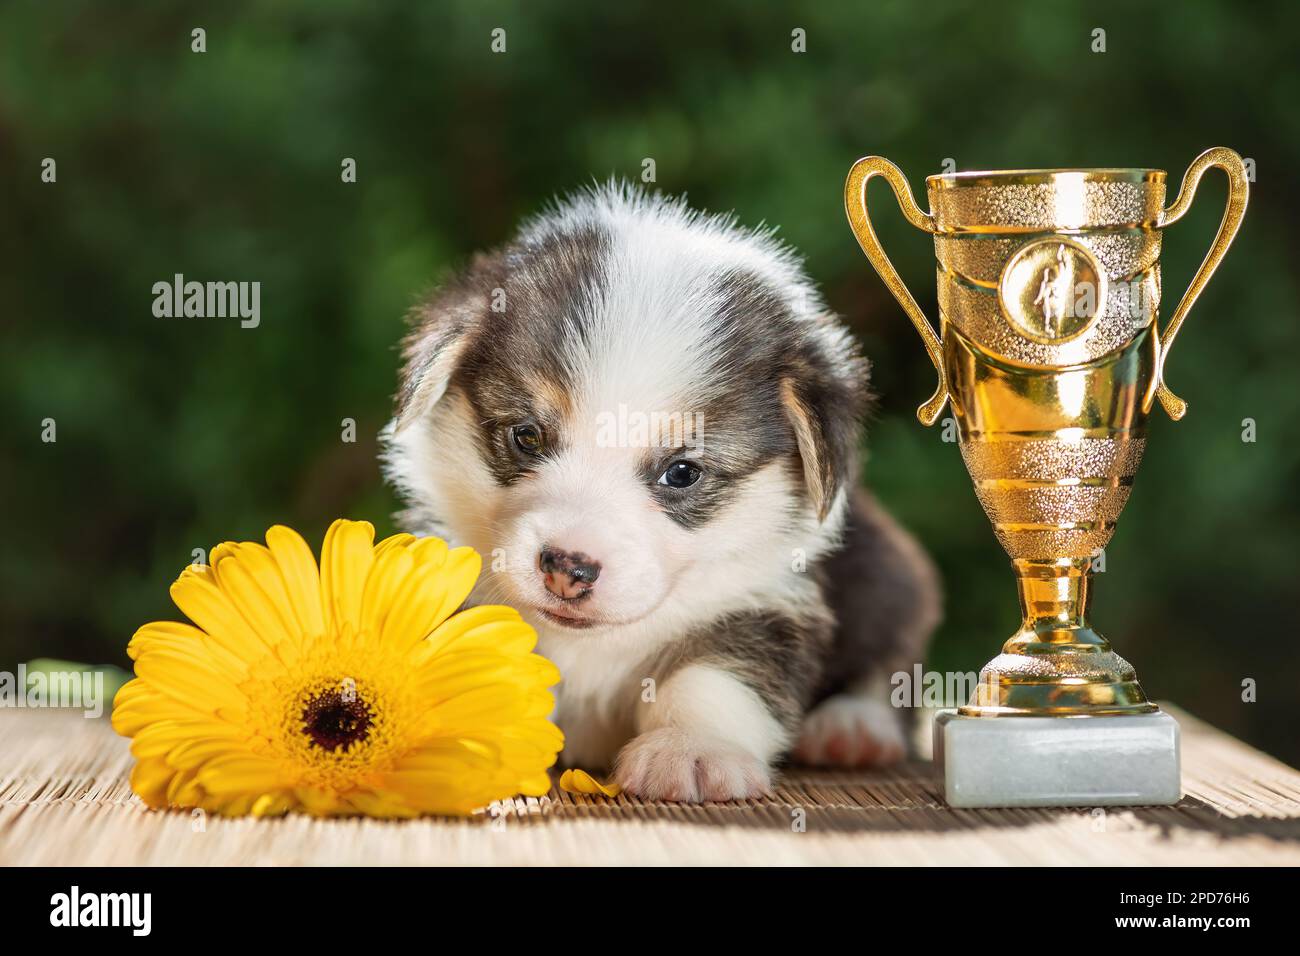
{"left": 539, "top": 634, "right": 648, "bottom": 768}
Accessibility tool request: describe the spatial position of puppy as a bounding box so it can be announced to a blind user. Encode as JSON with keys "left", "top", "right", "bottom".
{"left": 382, "top": 183, "right": 940, "bottom": 802}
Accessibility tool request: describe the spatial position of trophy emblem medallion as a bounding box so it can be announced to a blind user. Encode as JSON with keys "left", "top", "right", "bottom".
{"left": 998, "top": 237, "right": 1106, "bottom": 344}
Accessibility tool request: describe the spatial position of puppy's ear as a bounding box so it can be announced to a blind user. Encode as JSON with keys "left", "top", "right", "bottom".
{"left": 780, "top": 332, "right": 871, "bottom": 522}
{"left": 392, "top": 261, "right": 494, "bottom": 431}
{"left": 393, "top": 319, "right": 470, "bottom": 431}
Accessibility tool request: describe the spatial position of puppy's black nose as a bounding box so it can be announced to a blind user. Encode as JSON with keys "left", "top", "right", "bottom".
{"left": 539, "top": 547, "right": 601, "bottom": 600}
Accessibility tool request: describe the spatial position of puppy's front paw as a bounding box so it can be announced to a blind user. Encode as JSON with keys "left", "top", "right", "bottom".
{"left": 614, "top": 728, "right": 773, "bottom": 803}
{"left": 794, "top": 693, "right": 906, "bottom": 768}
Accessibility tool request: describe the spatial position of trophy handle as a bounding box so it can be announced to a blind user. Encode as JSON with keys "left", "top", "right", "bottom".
{"left": 845, "top": 156, "right": 948, "bottom": 425}
{"left": 1154, "top": 146, "right": 1250, "bottom": 420}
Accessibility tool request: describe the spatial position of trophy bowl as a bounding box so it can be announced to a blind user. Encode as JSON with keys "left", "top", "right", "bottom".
{"left": 846, "top": 149, "right": 1249, "bottom": 804}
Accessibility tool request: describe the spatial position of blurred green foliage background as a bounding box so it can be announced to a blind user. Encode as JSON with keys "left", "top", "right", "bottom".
{"left": 3, "top": 1, "right": 1297, "bottom": 763}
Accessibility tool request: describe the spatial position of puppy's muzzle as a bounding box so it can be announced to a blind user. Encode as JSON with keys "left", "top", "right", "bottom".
{"left": 539, "top": 547, "right": 601, "bottom": 601}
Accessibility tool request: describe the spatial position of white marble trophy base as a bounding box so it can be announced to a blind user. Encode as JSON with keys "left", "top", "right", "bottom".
{"left": 933, "top": 709, "right": 1181, "bottom": 808}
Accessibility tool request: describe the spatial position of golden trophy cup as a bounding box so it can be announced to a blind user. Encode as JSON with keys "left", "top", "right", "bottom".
{"left": 846, "top": 148, "right": 1249, "bottom": 806}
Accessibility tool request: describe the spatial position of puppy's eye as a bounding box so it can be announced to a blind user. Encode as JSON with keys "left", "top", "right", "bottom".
{"left": 658, "top": 461, "right": 702, "bottom": 489}
{"left": 511, "top": 424, "right": 544, "bottom": 455}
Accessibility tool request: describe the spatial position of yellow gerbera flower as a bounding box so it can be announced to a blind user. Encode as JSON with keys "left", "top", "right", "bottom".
{"left": 112, "top": 519, "right": 563, "bottom": 818}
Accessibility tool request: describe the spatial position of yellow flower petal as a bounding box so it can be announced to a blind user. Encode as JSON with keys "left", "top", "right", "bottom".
{"left": 358, "top": 541, "right": 416, "bottom": 638}
{"left": 519, "top": 772, "right": 556, "bottom": 797}
{"left": 112, "top": 687, "right": 206, "bottom": 736}
{"left": 196, "top": 755, "right": 286, "bottom": 795}
{"left": 559, "top": 768, "right": 622, "bottom": 797}
{"left": 379, "top": 548, "right": 479, "bottom": 650}
{"left": 421, "top": 604, "right": 537, "bottom": 658}
{"left": 133, "top": 650, "right": 248, "bottom": 717}
{"left": 169, "top": 567, "right": 273, "bottom": 662}
{"left": 211, "top": 542, "right": 302, "bottom": 657}
{"left": 126, "top": 622, "right": 248, "bottom": 681}
{"left": 379, "top": 770, "right": 491, "bottom": 816}
{"left": 294, "top": 786, "right": 350, "bottom": 816}
{"left": 250, "top": 792, "right": 292, "bottom": 818}
{"left": 318, "top": 519, "right": 375, "bottom": 632}
{"left": 345, "top": 790, "right": 419, "bottom": 818}
{"left": 373, "top": 532, "right": 417, "bottom": 558}
{"left": 129, "top": 758, "right": 176, "bottom": 808}
{"left": 127, "top": 620, "right": 204, "bottom": 660}
{"left": 165, "top": 768, "right": 204, "bottom": 807}
{"left": 166, "top": 735, "right": 255, "bottom": 771}
{"left": 131, "top": 719, "right": 241, "bottom": 759}
{"left": 265, "top": 524, "right": 326, "bottom": 637}
{"left": 408, "top": 535, "right": 450, "bottom": 566}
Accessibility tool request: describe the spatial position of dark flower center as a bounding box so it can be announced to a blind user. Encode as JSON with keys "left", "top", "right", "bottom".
{"left": 301, "top": 687, "right": 373, "bottom": 752}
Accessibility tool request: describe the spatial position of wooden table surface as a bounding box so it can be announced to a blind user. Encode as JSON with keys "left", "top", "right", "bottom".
{"left": 2, "top": 705, "right": 1298, "bottom": 866}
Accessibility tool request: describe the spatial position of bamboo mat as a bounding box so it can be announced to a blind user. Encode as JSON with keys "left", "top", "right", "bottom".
{"left": 2, "top": 706, "right": 1298, "bottom": 866}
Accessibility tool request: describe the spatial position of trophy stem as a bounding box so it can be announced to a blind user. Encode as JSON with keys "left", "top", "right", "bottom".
{"left": 959, "top": 557, "right": 1158, "bottom": 718}
{"left": 1007, "top": 556, "right": 1104, "bottom": 651}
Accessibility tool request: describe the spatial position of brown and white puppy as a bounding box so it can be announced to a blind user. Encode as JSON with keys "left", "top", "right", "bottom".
{"left": 382, "top": 183, "right": 940, "bottom": 802}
